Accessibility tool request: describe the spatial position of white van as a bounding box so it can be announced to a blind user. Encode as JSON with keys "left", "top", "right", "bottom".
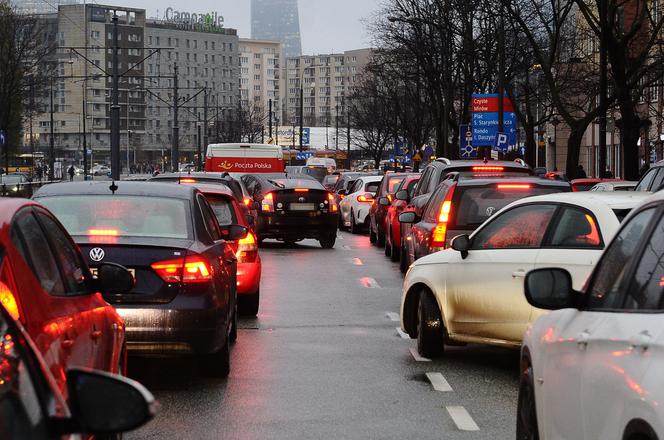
{"left": 205, "top": 143, "right": 284, "bottom": 173}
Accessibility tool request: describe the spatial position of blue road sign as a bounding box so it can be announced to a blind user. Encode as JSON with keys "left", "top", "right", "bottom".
{"left": 302, "top": 128, "right": 311, "bottom": 146}
{"left": 472, "top": 113, "right": 517, "bottom": 151}
{"left": 494, "top": 132, "right": 509, "bottom": 149}
{"left": 296, "top": 152, "right": 315, "bottom": 161}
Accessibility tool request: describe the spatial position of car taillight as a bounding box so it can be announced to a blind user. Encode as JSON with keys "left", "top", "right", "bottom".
{"left": 327, "top": 193, "right": 338, "bottom": 212}
{"left": 472, "top": 166, "right": 505, "bottom": 172}
{"left": 0, "top": 263, "right": 21, "bottom": 321}
{"left": 88, "top": 228, "right": 119, "bottom": 244}
{"left": 497, "top": 184, "right": 532, "bottom": 190}
{"left": 295, "top": 188, "right": 309, "bottom": 192}
{"left": 237, "top": 231, "right": 258, "bottom": 263}
{"left": 243, "top": 198, "right": 253, "bottom": 207}
{"left": 262, "top": 192, "right": 274, "bottom": 212}
{"left": 387, "top": 194, "right": 393, "bottom": 203}
{"left": 431, "top": 185, "right": 456, "bottom": 248}
{"left": 358, "top": 194, "right": 374, "bottom": 203}
{"left": 151, "top": 255, "right": 212, "bottom": 284}
{"left": 180, "top": 178, "right": 196, "bottom": 184}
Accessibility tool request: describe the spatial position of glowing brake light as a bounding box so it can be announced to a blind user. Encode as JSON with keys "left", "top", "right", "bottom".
{"left": 387, "top": 194, "right": 394, "bottom": 203}
{"left": 472, "top": 166, "right": 505, "bottom": 172}
{"left": 180, "top": 178, "right": 196, "bottom": 184}
{"left": 262, "top": 192, "right": 274, "bottom": 212}
{"left": 358, "top": 194, "right": 374, "bottom": 203}
{"left": 88, "top": 229, "right": 119, "bottom": 236}
{"left": 151, "top": 255, "right": 212, "bottom": 284}
{"left": 497, "top": 184, "right": 532, "bottom": 190}
{"left": 431, "top": 184, "right": 456, "bottom": 248}
{"left": 237, "top": 232, "right": 259, "bottom": 263}
{"left": 327, "top": 192, "right": 338, "bottom": 212}
{"left": 243, "top": 198, "right": 252, "bottom": 206}
{"left": 294, "top": 188, "right": 309, "bottom": 192}
{"left": 0, "top": 263, "right": 21, "bottom": 321}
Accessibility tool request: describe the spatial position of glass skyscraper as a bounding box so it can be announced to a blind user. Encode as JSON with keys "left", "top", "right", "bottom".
{"left": 251, "top": 0, "right": 302, "bottom": 58}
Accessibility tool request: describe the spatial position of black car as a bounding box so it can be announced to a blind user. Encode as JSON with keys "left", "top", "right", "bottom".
{"left": 240, "top": 173, "right": 339, "bottom": 248}
{"left": 33, "top": 181, "right": 247, "bottom": 377}
{"left": 0, "top": 299, "right": 156, "bottom": 439}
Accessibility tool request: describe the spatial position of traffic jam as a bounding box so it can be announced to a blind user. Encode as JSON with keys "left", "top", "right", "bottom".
{"left": 1, "top": 143, "right": 664, "bottom": 439}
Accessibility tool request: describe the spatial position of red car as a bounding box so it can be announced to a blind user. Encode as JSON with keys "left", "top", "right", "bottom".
{"left": 193, "top": 183, "right": 262, "bottom": 316}
{"left": 0, "top": 198, "right": 131, "bottom": 396}
{"left": 384, "top": 174, "right": 420, "bottom": 261}
{"left": 368, "top": 173, "right": 411, "bottom": 247}
{"left": 570, "top": 178, "right": 623, "bottom": 191}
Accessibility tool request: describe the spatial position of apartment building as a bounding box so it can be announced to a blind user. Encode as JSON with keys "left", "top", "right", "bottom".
{"left": 239, "top": 39, "right": 282, "bottom": 127}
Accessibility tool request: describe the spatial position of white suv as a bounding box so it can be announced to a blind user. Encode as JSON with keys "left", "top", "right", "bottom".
{"left": 520, "top": 192, "right": 664, "bottom": 440}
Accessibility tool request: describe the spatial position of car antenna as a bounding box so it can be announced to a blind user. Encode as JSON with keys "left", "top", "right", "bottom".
{"left": 109, "top": 180, "right": 118, "bottom": 195}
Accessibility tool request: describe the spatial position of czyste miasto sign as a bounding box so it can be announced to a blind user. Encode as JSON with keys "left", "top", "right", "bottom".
{"left": 164, "top": 7, "right": 225, "bottom": 32}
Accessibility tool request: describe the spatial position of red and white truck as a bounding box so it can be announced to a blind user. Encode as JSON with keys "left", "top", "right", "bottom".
{"left": 204, "top": 143, "right": 285, "bottom": 173}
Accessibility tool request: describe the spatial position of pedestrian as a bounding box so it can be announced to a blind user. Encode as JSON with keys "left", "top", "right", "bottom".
{"left": 68, "top": 164, "right": 75, "bottom": 181}
{"left": 576, "top": 164, "right": 587, "bottom": 179}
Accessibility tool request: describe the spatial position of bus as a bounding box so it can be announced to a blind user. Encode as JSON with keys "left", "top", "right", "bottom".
{"left": 204, "top": 143, "right": 285, "bottom": 173}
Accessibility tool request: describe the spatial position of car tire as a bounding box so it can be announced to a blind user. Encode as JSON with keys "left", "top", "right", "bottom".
{"left": 350, "top": 209, "right": 360, "bottom": 234}
{"left": 399, "top": 238, "right": 409, "bottom": 274}
{"left": 417, "top": 291, "right": 445, "bottom": 358}
{"left": 516, "top": 364, "right": 540, "bottom": 440}
{"left": 240, "top": 290, "right": 260, "bottom": 316}
{"left": 204, "top": 340, "right": 230, "bottom": 378}
{"left": 319, "top": 233, "right": 336, "bottom": 249}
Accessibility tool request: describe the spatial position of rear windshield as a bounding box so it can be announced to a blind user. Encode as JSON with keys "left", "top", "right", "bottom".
{"left": 205, "top": 195, "right": 238, "bottom": 227}
{"left": 572, "top": 183, "right": 596, "bottom": 192}
{"left": 386, "top": 176, "right": 406, "bottom": 193}
{"left": 37, "top": 196, "right": 191, "bottom": 239}
{"left": 300, "top": 167, "right": 328, "bottom": 183}
{"left": 324, "top": 175, "right": 340, "bottom": 186}
{"left": 366, "top": 182, "right": 380, "bottom": 193}
{"left": 451, "top": 186, "right": 566, "bottom": 229}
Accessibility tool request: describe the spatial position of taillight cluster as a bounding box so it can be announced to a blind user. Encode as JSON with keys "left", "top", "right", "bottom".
{"left": 262, "top": 193, "right": 274, "bottom": 212}
{"left": 237, "top": 231, "right": 259, "bottom": 263}
{"left": 431, "top": 185, "right": 456, "bottom": 248}
{"left": 151, "top": 254, "right": 213, "bottom": 284}
{"left": 0, "top": 262, "right": 21, "bottom": 321}
{"left": 327, "top": 193, "right": 338, "bottom": 212}
{"left": 358, "top": 194, "right": 374, "bottom": 203}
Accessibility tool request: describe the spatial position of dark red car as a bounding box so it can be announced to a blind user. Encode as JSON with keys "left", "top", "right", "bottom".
{"left": 192, "top": 183, "right": 262, "bottom": 316}
{"left": 368, "top": 173, "right": 411, "bottom": 247}
{"left": 384, "top": 174, "right": 420, "bottom": 261}
{"left": 0, "top": 198, "right": 131, "bottom": 396}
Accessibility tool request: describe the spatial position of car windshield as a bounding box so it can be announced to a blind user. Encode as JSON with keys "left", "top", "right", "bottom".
{"left": 451, "top": 185, "right": 567, "bottom": 229}
{"left": 37, "top": 195, "right": 191, "bottom": 239}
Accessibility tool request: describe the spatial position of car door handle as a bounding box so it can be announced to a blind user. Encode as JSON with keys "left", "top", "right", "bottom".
{"left": 577, "top": 330, "right": 590, "bottom": 350}
{"left": 630, "top": 330, "right": 652, "bottom": 351}
{"left": 61, "top": 339, "right": 74, "bottom": 349}
{"left": 91, "top": 330, "right": 102, "bottom": 340}
{"left": 512, "top": 270, "right": 526, "bottom": 278}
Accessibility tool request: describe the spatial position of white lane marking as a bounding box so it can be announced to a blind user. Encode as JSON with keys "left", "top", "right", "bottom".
{"left": 342, "top": 245, "right": 352, "bottom": 250}
{"left": 446, "top": 406, "right": 480, "bottom": 431}
{"left": 385, "top": 312, "right": 400, "bottom": 322}
{"left": 352, "top": 258, "right": 363, "bottom": 266}
{"left": 360, "top": 277, "right": 380, "bottom": 288}
{"left": 396, "top": 327, "right": 410, "bottom": 339}
{"left": 425, "top": 372, "right": 453, "bottom": 392}
{"left": 409, "top": 347, "right": 431, "bottom": 362}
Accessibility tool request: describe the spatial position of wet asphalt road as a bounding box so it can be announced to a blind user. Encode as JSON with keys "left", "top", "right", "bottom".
{"left": 126, "top": 231, "right": 519, "bottom": 440}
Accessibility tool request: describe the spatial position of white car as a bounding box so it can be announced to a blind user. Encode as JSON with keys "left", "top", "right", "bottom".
{"left": 519, "top": 191, "right": 664, "bottom": 440}
{"left": 400, "top": 192, "right": 650, "bottom": 358}
{"left": 92, "top": 165, "right": 110, "bottom": 176}
{"left": 339, "top": 175, "right": 383, "bottom": 233}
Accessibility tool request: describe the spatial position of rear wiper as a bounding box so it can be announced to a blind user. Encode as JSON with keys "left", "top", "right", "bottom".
{"left": 267, "top": 179, "right": 286, "bottom": 188}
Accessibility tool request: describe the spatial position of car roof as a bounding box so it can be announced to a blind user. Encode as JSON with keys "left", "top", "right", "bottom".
{"left": 510, "top": 191, "right": 652, "bottom": 210}
{"left": 151, "top": 172, "right": 233, "bottom": 181}
{"left": 357, "top": 175, "right": 385, "bottom": 183}
{"left": 0, "top": 198, "right": 34, "bottom": 225}
{"left": 183, "top": 182, "right": 235, "bottom": 198}
{"left": 455, "top": 177, "right": 570, "bottom": 188}
{"left": 32, "top": 181, "right": 197, "bottom": 200}
{"left": 437, "top": 159, "right": 531, "bottom": 170}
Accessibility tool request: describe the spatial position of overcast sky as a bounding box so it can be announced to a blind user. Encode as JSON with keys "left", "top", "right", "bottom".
{"left": 139, "top": 0, "right": 380, "bottom": 54}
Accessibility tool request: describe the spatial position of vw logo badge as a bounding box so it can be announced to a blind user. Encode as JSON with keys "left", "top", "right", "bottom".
{"left": 298, "top": 197, "right": 305, "bottom": 202}
{"left": 89, "top": 248, "right": 105, "bottom": 262}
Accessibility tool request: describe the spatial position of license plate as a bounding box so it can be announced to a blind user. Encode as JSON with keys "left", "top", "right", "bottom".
{"left": 90, "top": 267, "right": 136, "bottom": 279}
{"left": 290, "top": 203, "right": 315, "bottom": 211}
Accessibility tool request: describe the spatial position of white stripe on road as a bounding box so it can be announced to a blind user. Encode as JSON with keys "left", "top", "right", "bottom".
{"left": 409, "top": 347, "right": 431, "bottom": 362}
{"left": 446, "top": 406, "right": 480, "bottom": 431}
{"left": 396, "top": 327, "right": 410, "bottom": 339}
{"left": 360, "top": 277, "right": 381, "bottom": 288}
{"left": 425, "top": 372, "right": 452, "bottom": 392}
{"left": 352, "top": 258, "right": 363, "bottom": 266}
{"left": 385, "top": 312, "right": 400, "bottom": 321}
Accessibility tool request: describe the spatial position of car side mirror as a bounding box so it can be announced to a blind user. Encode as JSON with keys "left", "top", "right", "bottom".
{"left": 62, "top": 369, "right": 157, "bottom": 435}
{"left": 378, "top": 197, "right": 390, "bottom": 206}
{"left": 399, "top": 212, "right": 418, "bottom": 224}
{"left": 96, "top": 263, "right": 134, "bottom": 294}
{"left": 451, "top": 234, "right": 470, "bottom": 259}
{"left": 222, "top": 224, "right": 249, "bottom": 241}
{"left": 395, "top": 190, "right": 408, "bottom": 201}
{"left": 524, "top": 268, "right": 579, "bottom": 310}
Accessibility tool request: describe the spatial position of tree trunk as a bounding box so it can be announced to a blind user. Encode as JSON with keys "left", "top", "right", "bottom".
{"left": 620, "top": 116, "right": 641, "bottom": 180}
{"left": 524, "top": 124, "right": 536, "bottom": 167}
{"left": 565, "top": 126, "right": 586, "bottom": 180}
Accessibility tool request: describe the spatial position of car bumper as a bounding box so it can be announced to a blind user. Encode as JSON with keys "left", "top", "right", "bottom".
{"left": 116, "top": 306, "right": 226, "bottom": 356}
{"left": 257, "top": 213, "right": 338, "bottom": 239}
{"left": 237, "top": 260, "right": 261, "bottom": 295}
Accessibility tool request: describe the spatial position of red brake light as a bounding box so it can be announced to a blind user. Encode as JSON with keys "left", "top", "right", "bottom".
{"left": 0, "top": 262, "right": 21, "bottom": 321}
{"left": 431, "top": 184, "right": 456, "bottom": 248}
{"left": 264, "top": 193, "right": 273, "bottom": 201}
{"left": 497, "top": 184, "right": 532, "bottom": 190}
{"left": 294, "top": 188, "right": 309, "bottom": 192}
{"left": 243, "top": 198, "right": 252, "bottom": 206}
{"left": 472, "top": 166, "right": 505, "bottom": 172}
{"left": 358, "top": 195, "right": 374, "bottom": 203}
{"left": 262, "top": 192, "right": 274, "bottom": 212}
{"left": 237, "top": 232, "right": 259, "bottom": 263}
{"left": 180, "top": 178, "right": 196, "bottom": 184}
{"left": 327, "top": 192, "right": 339, "bottom": 212}
{"left": 89, "top": 229, "right": 119, "bottom": 236}
{"left": 387, "top": 194, "right": 393, "bottom": 203}
{"left": 327, "top": 193, "right": 335, "bottom": 201}
{"left": 151, "top": 255, "right": 212, "bottom": 284}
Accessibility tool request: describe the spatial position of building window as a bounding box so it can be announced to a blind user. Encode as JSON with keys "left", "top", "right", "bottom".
{"left": 186, "top": 39, "right": 190, "bottom": 48}
{"left": 148, "top": 36, "right": 152, "bottom": 45}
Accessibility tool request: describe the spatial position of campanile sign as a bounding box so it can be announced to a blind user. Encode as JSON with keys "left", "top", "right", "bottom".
{"left": 164, "top": 7, "right": 225, "bottom": 31}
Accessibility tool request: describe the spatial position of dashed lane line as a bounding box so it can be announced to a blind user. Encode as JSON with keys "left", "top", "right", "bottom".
{"left": 446, "top": 406, "right": 480, "bottom": 431}
{"left": 425, "top": 372, "right": 453, "bottom": 392}
{"left": 396, "top": 327, "right": 410, "bottom": 339}
{"left": 385, "top": 312, "right": 400, "bottom": 321}
{"left": 360, "top": 277, "right": 381, "bottom": 288}
{"left": 409, "top": 347, "right": 431, "bottom": 362}
{"left": 352, "top": 258, "right": 363, "bottom": 265}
